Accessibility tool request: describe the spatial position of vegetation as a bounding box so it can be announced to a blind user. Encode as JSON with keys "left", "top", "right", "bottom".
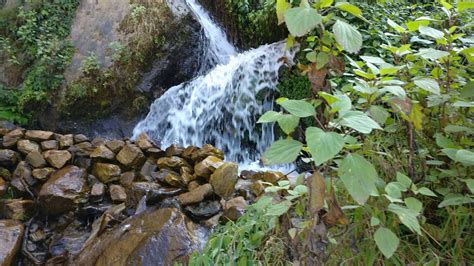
{"left": 193, "top": 0, "right": 473, "bottom": 264}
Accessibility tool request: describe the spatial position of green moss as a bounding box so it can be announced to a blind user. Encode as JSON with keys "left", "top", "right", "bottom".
{"left": 277, "top": 69, "right": 311, "bottom": 100}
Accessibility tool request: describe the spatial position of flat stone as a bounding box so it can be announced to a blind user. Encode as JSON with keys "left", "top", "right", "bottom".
{"left": 74, "top": 134, "right": 89, "bottom": 143}
{"left": 13, "top": 161, "right": 35, "bottom": 187}
{"left": 26, "top": 150, "right": 47, "bottom": 168}
{"left": 92, "top": 163, "right": 121, "bottom": 183}
{"left": 0, "top": 220, "right": 24, "bottom": 265}
{"left": 43, "top": 150, "right": 72, "bottom": 168}
{"left": 109, "top": 185, "right": 127, "bottom": 203}
{"left": 178, "top": 184, "right": 213, "bottom": 206}
{"left": 41, "top": 140, "right": 59, "bottom": 150}
{"left": 139, "top": 158, "right": 158, "bottom": 181}
{"left": 2, "top": 129, "right": 24, "bottom": 148}
{"left": 136, "top": 132, "right": 155, "bottom": 150}
{"left": 90, "top": 145, "right": 115, "bottom": 161}
{"left": 105, "top": 140, "right": 125, "bottom": 153}
{"left": 24, "top": 130, "right": 54, "bottom": 142}
{"left": 59, "top": 134, "right": 74, "bottom": 149}
{"left": 181, "top": 146, "right": 199, "bottom": 161}
{"left": 184, "top": 200, "right": 221, "bottom": 220}
{"left": 75, "top": 142, "right": 95, "bottom": 155}
{"left": 39, "top": 165, "right": 88, "bottom": 215}
{"left": 262, "top": 171, "right": 285, "bottom": 184}
{"left": 194, "top": 156, "right": 224, "bottom": 179}
{"left": 91, "top": 137, "right": 106, "bottom": 147}
{"left": 126, "top": 182, "right": 181, "bottom": 207}
{"left": 17, "top": 139, "right": 40, "bottom": 155}
{"left": 32, "top": 168, "right": 55, "bottom": 181}
{"left": 0, "top": 149, "right": 18, "bottom": 167}
{"left": 116, "top": 144, "right": 145, "bottom": 168}
{"left": 209, "top": 163, "right": 238, "bottom": 199}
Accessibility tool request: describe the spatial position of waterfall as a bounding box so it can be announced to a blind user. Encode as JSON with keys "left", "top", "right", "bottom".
{"left": 133, "top": 0, "right": 295, "bottom": 167}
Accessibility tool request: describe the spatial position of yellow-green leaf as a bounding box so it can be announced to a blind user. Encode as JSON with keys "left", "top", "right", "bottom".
{"left": 276, "top": 0, "right": 291, "bottom": 25}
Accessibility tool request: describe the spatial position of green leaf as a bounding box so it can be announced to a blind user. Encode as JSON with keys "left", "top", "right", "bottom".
{"left": 453, "top": 101, "right": 474, "bottom": 107}
{"left": 419, "top": 26, "right": 444, "bottom": 39}
{"left": 360, "top": 56, "right": 386, "bottom": 65}
{"left": 435, "top": 134, "right": 457, "bottom": 149}
{"left": 406, "top": 20, "right": 430, "bottom": 32}
{"left": 339, "top": 111, "right": 382, "bottom": 134}
{"left": 396, "top": 172, "right": 412, "bottom": 189}
{"left": 338, "top": 153, "right": 379, "bottom": 205}
{"left": 387, "top": 18, "right": 406, "bottom": 33}
{"left": 276, "top": 0, "right": 291, "bottom": 24}
{"left": 262, "top": 139, "right": 303, "bottom": 165}
{"left": 385, "top": 182, "right": 403, "bottom": 199}
{"left": 306, "top": 51, "right": 317, "bottom": 63}
{"left": 414, "top": 78, "right": 440, "bottom": 95}
{"left": 416, "top": 187, "right": 437, "bottom": 197}
{"left": 284, "top": 7, "right": 322, "bottom": 37}
{"left": 278, "top": 114, "right": 300, "bottom": 134}
{"left": 279, "top": 99, "right": 316, "bottom": 117}
{"left": 388, "top": 204, "right": 421, "bottom": 235}
{"left": 319, "top": 0, "right": 334, "bottom": 8}
{"left": 445, "top": 125, "right": 474, "bottom": 134}
{"left": 374, "top": 227, "right": 399, "bottom": 259}
{"left": 463, "top": 179, "right": 474, "bottom": 194}
{"left": 380, "top": 86, "right": 406, "bottom": 99}
{"left": 333, "top": 20, "right": 363, "bottom": 54}
{"left": 369, "top": 105, "right": 390, "bottom": 125}
{"left": 306, "top": 127, "right": 345, "bottom": 165}
{"left": 257, "top": 111, "right": 281, "bottom": 123}
{"left": 265, "top": 200, "right": 292, "bottom": 216}
{"left": 438, "top": 194, "right": 474, "bottom": 208}
{"left": 335, "top": 2, "right": 362, "bottom": 17}
{"left": 405, "top": 197, "right": 423, "bottom": 213}
{"left": 442, "top": 149, "right": 474, "bottom": 166}
{"left": 416, "top": 48, "right": 449, "bottom": 60}
{"left": 458, "top": 1, "right": 474, "bottom": 12}
{"left": 316, "top": 52, "right": 329, "bottom": 69}
{"left": 370, "top": 216, "right": 380, "bottom": 226}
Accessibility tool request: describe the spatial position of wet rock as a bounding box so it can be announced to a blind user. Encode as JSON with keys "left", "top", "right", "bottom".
{"left": 74, "top": 208, "right": 204, "bottom": 265}
{"left": 32, "top": 167, "right": 55, "bottom": 181}
{"left": 188, "top": 180, "right": 200, "bottom": 191}
{"left": 25, "top": 130, "right": 54, "bottom": 141}
{"left": 48, "top": 219, "right": 90, "bottom": 262}
{"left": 120, "top": 171, "right": 136, "bottom": 187}
{"left": 10, "top": 178, "right": 27, "bottom": 194}
{"left": 194, "top": 156, "right": 224, "bottom": 179}
{"left": 75, "top": 142, "right": 95, "bottom": 155}
{"left": 240, "top": 170, "right": 258, "bottom": 180}
{"left": 145, "top": 147, "right": 166, "bottom": 158}
{"left": 182, "top": 146, "right": 199, "bottom": 161}
{"left": 2, "top": 129, "right": 24, "bottom": 148}
{"left": 39, "top": 165, "right": 88, "bottom": 215}
{"left": 59, "top": 134, "right": 74, "bottom": 149}
{"left": 1, "top": 199, "right": 35, "bottom": 221}
{"left": 202, "top": 213, "right": 222, "bottom": 228}
{"left": 41, "top": 140, "right": 59, "bottom": 150}
{"left": 74, "top": 134, "right": 89, "bottom": 143}
{"left": 184, "top": 200, "right": 221, "bottom": 220}
{"left": 0, "top": 149, "right": 18, "bottom": 167}
{"left": 0, "top": 177, "right": 7, "bottom": 197}
{"left": 0, "top": 220, "right": 24, "bottom": 265}
{"left": 157, "top": 156, "right": 191, "bottom": 171}
{"left": 73, "top": 156, "right": 92, "bottom": 170}
{"left": 223, "top": 197, "right": 248, "bottom": 221}
{"left": 116, "top": 144, "right": 145, "bottom": 168}
{"left": 139, "top": 158, "right": 158, "bottom": 181}
{"left": 25, "top": 150, "right": 47, "bottom": 168}
{"left": 90, "top": 145, "right": 115, "bottom": 161}
{"left": 191, "top": 144, "right": 224, "bottom": 162}
{"left": 0, "top": 121, "right": 16, "bottom": 136}
{"left": 90, "top": 183, "right": 105, "bottom": 202}
{"left": 17, "top": 139, "right": 40, "bottom": 155}
{"left": 159, "top": 169, "right": 187, "bottom": 187}
{"left": 235, "top": 179, "right": 255, "bottom": 201}
{"left": 262, "top": 171, "right": 285, "bottom": 184}
{"left": 0, "top": 168, "right": 11, "bottom": 180}
{"left": 180, "top": 166, "right": 195, "bottom": 184}
{"left": 91, "top": 137, "right": 106, "bottom": 147}
{"left": 105, "top": 139, "right": 125, "bottom": 153}
{"left": 165, "top": 145, "right": 184, "bottom": 157}
{"left": 209, "top": 163, "right": 238, "bottom": 199}
{"left": 126, "top": 182, "right": 182, "bottom": 207}
{"left": 136, "top": 132, "right": 155, "bottom": 150}
{"left": 109, "top": 185, "right": 127, "bottom": 203}
{"left": 92, "top": 163, "right": 121, "bottom": 183}
{"left": 178, "top": 184, "right": 213, "bottom": 206}
{"left": 250, "top": 180, "right": 265, "bottom": 196}
{"left": 43, "top": 150, "right": 72, "bottom": 168}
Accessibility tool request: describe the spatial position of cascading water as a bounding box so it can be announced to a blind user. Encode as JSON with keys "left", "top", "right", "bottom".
{"left": 133, "top": 0, "right": 295, "bottom": 167}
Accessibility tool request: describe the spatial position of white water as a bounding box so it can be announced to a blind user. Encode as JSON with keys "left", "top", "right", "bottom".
{"left": 133, "top": 0, "right": 295, "bottom": 167}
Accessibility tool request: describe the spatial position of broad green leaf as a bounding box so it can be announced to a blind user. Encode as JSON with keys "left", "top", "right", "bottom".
{"left": 360, "top": 56, "right": 386, "bottom": 65}
{"left": 438, "top": 194, "right": 474, "bottom": 208}
{"left": 406, "top": 20, "right": 430, "bottom": 32}
{"left": 374, "top": 227, "right": 399, "bottom": 259}
{"left": 339, "top": 111, "right": 382, "bottom": 134}
{"left": 445, "top": 125, "right": 474, "bottom": 134}
{"left": 416, "top": 187, "right": 437, "bottom": 197}
{"left": 435, "top": 134, "right": 457, "bottom": 149}
{"left": 319, "top": 0, "right": 334, "bottom": 8}
{"left": 458, "top": 1, "right": 474, "bottom": 12}
{"left": 369, "top": 105, "right": 390, "bottom": 125}
{"left": 385, "top": 182, "right": 403, "bottom": 199}
{"left": 405, "top": 197, "right": 423, "bottom": 213}
{"left": 438, "top": 0, "right": 453, "bottom": 10}
{"left": 335, "top": 2, "right": 362, "bottom": 17}
{"left": 331, "top": 94, "right": 352, "bottom": 114}
{"left": 278, "top": 114, "right": 300, "bottom": 134}
{"left": 387, "top": 18, "right": 406, "bottom": 33}
{"left": 380, "top": 86, "right": 406, "bottom": 99}
{"left": 463, "top": 179, "right": 474, "bottom": 194}
{"left": 306, "top": 127, "right": 345, "bottom": 165}
{"left": 414, "top": 78, "right": 440, "bottom": 95}
{"left": 333, "top": 20, "right": 363, "bottom": 54}
{"left": 370, "top": 216, "right": 380, "bottom": 226}
{"left": 338, "top": 153, "right": 379, "bottom": 205}
{"left": 276, "top": 0, "right": 291, "bottom": 24}
{"left": 306, "top": 51, "right": 317, "bottom": 63}
{"left": 279, "top": 99, "right": 316, "bottom": 117}
{"left": 316, "top": 52, "right": 329, "bottom": 69}
{"left": 419, "top": 26, "right": 444, "bottom": 39}
{"left": 265, "top": 200, "right": 292, "bottom": 216}
{"left": 258, "top": 111, "right": 281, "bottom": 123}
{"left": 388, "top": 204, "right": 421, "bottom": 235}
{"left": 284, "top": 7, "right": 322, "bottom": 37}
{"left": 416, "top": 48, "right": 449, "bottom": 60}
{"left": 453, "top": 101, "right": 474, "bottom": 107}
{"left": 396, "top": 172, "right": 412, "bottom": 189}
{"left": 262, "top": 139, "right": 303, "bottom": 165}
{"left": 442, "top": 148, "right": 474, "bottom": 166}
{"left": 409, "top": 103, "right": 424, "bottom": 131}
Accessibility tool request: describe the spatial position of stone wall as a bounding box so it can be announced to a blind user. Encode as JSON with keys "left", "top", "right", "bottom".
{"left": 0, "top": 122, "right": 284, "bottom": 264}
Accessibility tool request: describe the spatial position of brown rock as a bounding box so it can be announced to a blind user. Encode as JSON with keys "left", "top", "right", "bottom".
{"left": 209, "top": 163, "right": 238, "bottom": 199}
{"left": 144, "top": 147, "right": 166, "bottom": 158}
{"left": 178, "top": 184, "right": 213, "bottom": 206}
{"left": 74, "top": 134, "right": 89, "bottom": 143}
{"left": 191, "top": 144, "right": 224, "bottom": 162}
{"left": 202, "top": 213, "right": 222, "bottom": 228}
{"left": 59, "top": 134, "right": 74, "bottom": 149}
{"left": 0, "top": 121, "right": 16, "bottom": 136}
{"left": 262, "top": 171, "right": 285, "bottom": 184}
{"left": 90, "top": 183, "right": 105, "bottom": 202}
{"left": 75, "top": 142, "right": 94, "bottom": 155}
{"left": 165, "top": 145, "right": 184, "bottom": 157}
{"left": 126, "top": 182, "right": 181, "bottom": 207}
{"left": 0, "top": 220, "right": 24, "bottom": 265}
{"left": 0, "top": 149, "right": 18, "bottom": 167}
{"left": 0, "top": 168, "right": 11, "bottom": 180}
{"left": 180, "top": 166, "right": 195, "bottom": 184}
{"left": 43, "top": 150, "right": 72, "bottom": 168}
{"left": 2, "top": 129, "right": 24, "bottom": 148}
{"left": 182, "top": 146, "right": 199, "bottom": 161}
{"left": 109, "top": 185, "right": 127, "bottom": 203}
{"left": 194, "top": 156, "right": 224, "bottom": 179}
{"left": 91, "top": 137, "right": 106, "bottom": 147}
{"left": 13, "top": 161, "right": 35, "bottom": 186}
{"left": 1, "top": 200, "right": 35, "bottom": 221}
{"left": 25, "top": 151, "right": 47, "bottom": 168}
{"left": 105, "top": 140, "right": 125, "bottom": 153}
{"left": 116, "top": 144, "right": 145, "bottom": 168}
{"left": 162, "top": 170, "right": 186, "bottom": 187}
{"left": 40, "top": 140, "right": 59, "bottom": 150}
{"left": 187, "top": 181, "right": 200, "bottom": 191}
{"left": 136, "top": 132, "right": 155, "bottom": 150}
{"left": 250, "top": 180, "right": 265, "bottom": 196}
{"left": 17, "top": 139, "right": 40, "bottom": 155}
{"left": 139, "top": 158, "right": 158, "bottom": 182}
{"left": 90, "top": 145, "right": 115, "bottom": 160}
{"left": 223, "top": 197, "right": 248, "bottom": 221}
{"left": 39, "top": 165, "right": 88, "bottom": 215}
{"left": 0, "top": 177, "right": 7, "bottom": 197}
{"left": 32, "top": 168, "right": 55, "bottom": 181}
{"left": 120, "top": 171, "right": 136, "bottom": 187}
{"left": 92, "top": 163, "right": 121, "bottom": 183}
{"left": 157, "top": 156, "right": 191, "bottom": 171}
{"left": 25, "top": 130, "right": 54, "bottom": 141}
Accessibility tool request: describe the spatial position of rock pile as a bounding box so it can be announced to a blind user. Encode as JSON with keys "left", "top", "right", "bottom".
{"left": 0, "top": 122, "right": 284, "bottom": 264}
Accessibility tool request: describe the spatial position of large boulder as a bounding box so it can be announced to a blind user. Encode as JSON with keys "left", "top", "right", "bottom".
{"left": 0, "top": 150, "right": 18, "bottom": 167}
{"left": 178, "top": 184, "right": 213, "bottom": 206}
{"left": 25, "top": 130, "right": 54, "bottom": 141}
{"left": 43, "top": 150, "right": 72, "bottom": 169}
{"left": 0, "top": 220, "right": 24, "bottom": 265}
{"left": 74, "top": 208, "right": 205, "bottom": 265}
{"left": 116, "top": 144, "right": 145, "bottom": 168}
{"left": 209, "top": 163, "right": 238, "bottom": 199}
{"left": 39, "top": 166, "right": 89, "bottom": 215}
{"left": 92, "top": 163, "right": 121, "bottom": 183}
{"left": 194, "top": 155, "right": 224, "bottom": 179}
